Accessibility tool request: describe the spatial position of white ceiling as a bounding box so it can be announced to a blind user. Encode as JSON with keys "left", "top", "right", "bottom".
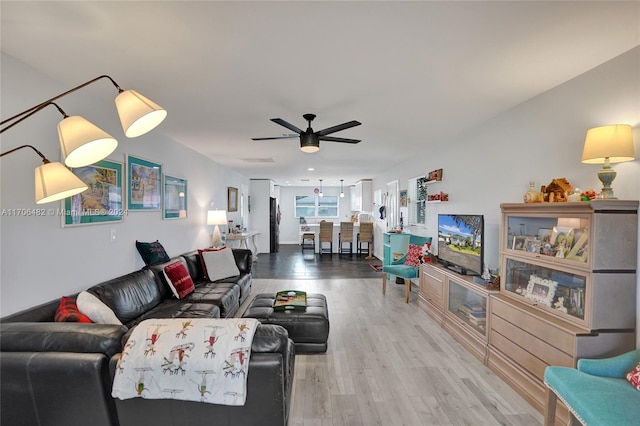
{"left": 2, "top": 1, "right": 639, "bottom": 187}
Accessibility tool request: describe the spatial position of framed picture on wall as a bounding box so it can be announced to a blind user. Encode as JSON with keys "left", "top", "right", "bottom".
{"left": 399, "top": 189, "right": 408, "bottom": 207}
{"left": 62, "top": 159, "right": 124, "bottom": 227}
{"left": 163, "top": 175, "right": 187, "bottom": 220}
{"left": 228, "top": 187, "right": 238, "bottom": 212}
{"left": 127, "top": 155, "right": 162, "bottom": 211}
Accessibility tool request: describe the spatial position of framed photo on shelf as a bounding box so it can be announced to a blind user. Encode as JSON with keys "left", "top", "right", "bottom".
{"left": 163, "top": 175, "right": 187, "bottom": 220}
{"left": 524, "top": 237, "right": 541, "bottom": 254}
{"left": 538, "top": 228, "right": 552, "bottom": 243}
{"left": 512, "top": 236, "right": 527, "bottom": 251}
{"left": 566, "top": 228, "right": 589, "bottom": 262}
{"left": 525, "top": 275, "right": 557, "bottom": 307}
{"left": 62, "top": 159, "right": 124, "bottom": 227}
{"left": 127, "top": 155, "right": 162, "bottom": 211}
{"left": 569, "top": 287, "right": 585, "bottom": 318}
{"left": 551, "top": 226, "right": 574, "bottom": 258}
{"left": 227, "top": 187, "right": 238, "bottom": 212}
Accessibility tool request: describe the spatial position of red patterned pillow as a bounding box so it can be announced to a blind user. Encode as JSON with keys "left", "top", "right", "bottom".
{"left": 164, "top": 261, "right": 195, "bottom": 299}
{"left": 55, "top": 296, "right": 93, "bottom": 323}
{"left": 404, "top": 244, "right": 422, "bottom": 267}
{"left": 626, "top": 362, "right": 640, "bottom": 391}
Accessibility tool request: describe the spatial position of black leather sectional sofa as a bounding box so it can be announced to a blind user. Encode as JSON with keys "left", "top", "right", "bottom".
{"left": 0, "top": 248, "right": 295, "bottom": 426}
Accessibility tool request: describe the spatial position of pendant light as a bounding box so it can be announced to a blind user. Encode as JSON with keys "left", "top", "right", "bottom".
{"left": 319, "top": 179, "right": 323, "bottom": 197}
{"left": 340, "top": 179, "right": 345, "bottom": 198}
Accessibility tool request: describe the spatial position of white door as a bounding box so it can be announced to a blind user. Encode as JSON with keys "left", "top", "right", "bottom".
{"left": 386, "top": 180, "right": 399, "bottom": 231}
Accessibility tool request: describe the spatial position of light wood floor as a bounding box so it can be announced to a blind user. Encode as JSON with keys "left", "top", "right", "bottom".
{"left": 240, "top": 278, "right": 542, "bottom": 426}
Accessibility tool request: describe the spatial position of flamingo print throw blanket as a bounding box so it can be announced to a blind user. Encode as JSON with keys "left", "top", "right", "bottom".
{"left": 112, "top": 318, "right": 259, "bottom": 406}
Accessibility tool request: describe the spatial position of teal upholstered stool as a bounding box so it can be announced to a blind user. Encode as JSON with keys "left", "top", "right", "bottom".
{"left": 382, "top": 236, "right": 431, "bottom": 303}
{"left": 543, "top": 349, "right": 640, "bottom": 426}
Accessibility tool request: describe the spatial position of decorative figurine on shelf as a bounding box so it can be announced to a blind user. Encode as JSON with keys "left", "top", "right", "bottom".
{"left": 554, "top": 296, "right": 568, "bottom": 313}
{"left": 543, "top": 177, "right": 574, "bottom": 203}
{"left": 486, "top": 274, "right": 500, "bottom": 291}
{"left": 580, "top": 189, "right": 597, "bottom": 201}
{"left": 567, "top": 188, "right": 582, "bottom": 202}
{"left": 524, "top": 182, "right": 539, "bottom": 203}
{"left": 419, "top": 242, "right": 433, "bottom": 264}
{"left": 481, "top": 265, "right": 491, "bottom": 281}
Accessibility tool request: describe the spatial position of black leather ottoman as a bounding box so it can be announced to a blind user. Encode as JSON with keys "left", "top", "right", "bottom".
{"left": 242, "top": 293, "right": 329, "bottom": 353}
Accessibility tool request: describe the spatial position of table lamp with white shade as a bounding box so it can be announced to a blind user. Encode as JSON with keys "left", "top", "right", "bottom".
{"left": 207, "top": 209, "right": 228, "bottom": 248}
{"left": 581, "top": 124, "right": 635, "bottom": 199}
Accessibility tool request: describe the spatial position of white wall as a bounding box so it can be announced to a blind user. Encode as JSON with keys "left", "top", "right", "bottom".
{"left": 373, "top": 46, "right": 640, "bottom": 342}
{"left": 0, "top": 54, "right": 249, "bottom": 315}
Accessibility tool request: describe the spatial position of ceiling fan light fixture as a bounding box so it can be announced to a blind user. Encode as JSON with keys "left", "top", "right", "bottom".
{"left": 300, "top": 133, "right": 319, "bottom": 153}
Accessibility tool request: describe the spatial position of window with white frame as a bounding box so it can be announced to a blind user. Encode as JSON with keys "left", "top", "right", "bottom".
{"left": 295, "top": 195, "right": 338, "bottom": 218}
{"left": 407, "top": 176, "right": 427, "bottom": 225}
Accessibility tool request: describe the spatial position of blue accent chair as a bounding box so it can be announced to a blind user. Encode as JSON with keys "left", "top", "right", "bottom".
{"left": 382, "top": 236, "right": 431, "bottom": 303}
{"left": 543, "top": 349, "right": 640, "bottom": 425}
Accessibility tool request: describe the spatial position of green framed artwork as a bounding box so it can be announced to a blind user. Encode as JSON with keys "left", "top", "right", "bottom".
{"left": 127, "top": 155, "right": 162, "bottom": 211}
{"left": 63, "top": 159, "right": 124, "bottom": 226}
{"left": 163, "top": 175, "right": 187, "bottom": 219}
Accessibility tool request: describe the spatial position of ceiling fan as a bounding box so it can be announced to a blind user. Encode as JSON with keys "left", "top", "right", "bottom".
{"left": 252, "top": 113, "right": 361, "bottom": 153}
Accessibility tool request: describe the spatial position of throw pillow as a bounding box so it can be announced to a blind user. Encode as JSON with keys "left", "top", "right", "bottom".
{"left": 164, "top": 261, "right": 195, "bottom": 299}
{"left": 135, "top": 240, "right": 170, "bottom": 266}
{"left": 626, "top": 362, "right": 640, "bottom": 391}
{"left": 404, "top": 244, "right": 422, "bottom": 267}
{"left": 54, "top": 296, "right": 93, "bottom": 323}
{"left": 76, "top": 291, "right": 122, "bottom": 325}
{"left": 199, "top": 247, "right": 240, "bottom": 282}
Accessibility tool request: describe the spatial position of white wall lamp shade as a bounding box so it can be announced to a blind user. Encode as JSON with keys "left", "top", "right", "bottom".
{"left": 35, "top": 161, "right": 88, "bottom": 204}
{"left": 115, "top": 89, "right": 167, "bottom": 138}
{"left": 207, "top": 209, "right": 228, "bottom": 248}
{"left": 581, "top": 124, "right": 635, "bottom": 199}
{"left": 58, "top": 115, "right": 118, "bottom": 168}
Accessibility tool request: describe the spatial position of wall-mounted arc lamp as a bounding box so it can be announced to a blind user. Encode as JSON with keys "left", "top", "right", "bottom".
{"left": 0, "top": 75, "right": 167, "bottom": 203}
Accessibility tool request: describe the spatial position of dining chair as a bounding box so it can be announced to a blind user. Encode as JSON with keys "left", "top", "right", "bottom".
{"left": 357, "top": 221, "right": 374, "bottom": 258}
{"left": 301, "top": 232, "right": 315, "bottom": 253}
{"left": 338, "top": 222, "right": 354, "bottom": 255}
{"left": 318, "top": 221, "right": 334, "bottom": 256}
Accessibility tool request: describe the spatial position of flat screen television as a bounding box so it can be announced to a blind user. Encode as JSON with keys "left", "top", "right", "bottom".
{"left": 437, "top": 214, "right": 484, "bottom": 276}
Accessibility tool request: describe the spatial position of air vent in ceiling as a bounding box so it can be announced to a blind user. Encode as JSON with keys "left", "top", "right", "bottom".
{"left": 241, "top": 158, "right": 275, "bottom": 163}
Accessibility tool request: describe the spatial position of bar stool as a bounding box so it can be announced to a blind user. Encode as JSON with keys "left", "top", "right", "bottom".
{"left": 339, "top": 222, "right": 354, "bottom": 255}
{"left": 357, "top": 221, "right": 374, "bottom": 258}
{"left": 318, "top": 221, "right": 333, "bottom": 256}
{"left": 301, "top": 232, "right": 315, "bottom": 252}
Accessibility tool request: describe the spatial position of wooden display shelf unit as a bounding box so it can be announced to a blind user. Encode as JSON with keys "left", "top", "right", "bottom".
{"left": 418, "top": 262, "right": 499, "bottom": 364}
{"left": 488, "top": 200, "right": 638, "bottom": 424}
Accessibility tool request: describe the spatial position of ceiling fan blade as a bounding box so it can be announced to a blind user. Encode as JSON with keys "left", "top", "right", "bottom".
{"left": 251, "top": 136, "right": 298, "bottom": 141}
{"left": 271, "top": 118, "right": 303, "bottom": 134}
{"left": 319, "top": 136, "right": 361, "bottom": 144}
{"left": 317, "top": 120, "right": 361, "bottom": 136}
